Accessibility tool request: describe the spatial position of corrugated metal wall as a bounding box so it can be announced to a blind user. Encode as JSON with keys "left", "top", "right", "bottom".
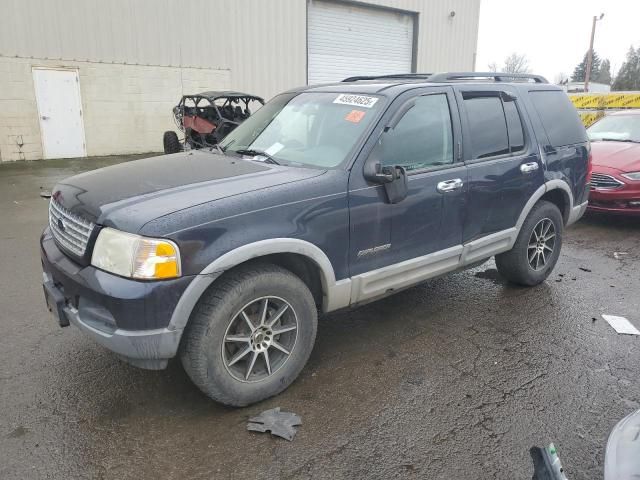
{"left": 0, "top": 0, "right": 307, "bottom": 100}
{"left": 1, "top": 0, "right": 479, "bottom": 97}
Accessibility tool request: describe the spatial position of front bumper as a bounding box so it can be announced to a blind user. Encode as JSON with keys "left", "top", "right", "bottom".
{"left": 588, "top": 192, "right": 640, "bottom": 215}
{"left": 41, "top": 228, "right": 194, "bottom": 369}
{"left": 588, "top": 168, "right": 640, "bottom": 216}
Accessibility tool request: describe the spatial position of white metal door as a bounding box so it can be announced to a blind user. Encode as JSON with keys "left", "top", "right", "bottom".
{"left": 33, "top": 68, "right": 86, "bottom": 159}
{"left": 308, "top": 1, "right": 414, "bottom": 84}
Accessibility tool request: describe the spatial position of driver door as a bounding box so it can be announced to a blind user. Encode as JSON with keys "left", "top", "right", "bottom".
{"left": 348, "top": 87, "right": 466, "bottom": 299}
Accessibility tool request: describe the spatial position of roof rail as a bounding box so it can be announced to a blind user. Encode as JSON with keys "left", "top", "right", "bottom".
{"left": 427, "top": 72, "right": 549, "bottom": 83}
{"left": 342, "top": 73, "right": 433, "bottom": 82}
{"left": 341, "top": 72, "right": 549, "bottom": 84}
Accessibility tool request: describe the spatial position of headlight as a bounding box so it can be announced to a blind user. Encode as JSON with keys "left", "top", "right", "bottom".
{"left": 621, "top": 171, "right": 640, "bottom": 181}
{"left": 91, "top": 228, "right": 181, "bottom": 280}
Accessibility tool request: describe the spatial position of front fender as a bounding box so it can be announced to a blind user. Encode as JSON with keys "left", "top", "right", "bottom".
{"left": 167, "top": 238, "right": 352, "bottom": 332}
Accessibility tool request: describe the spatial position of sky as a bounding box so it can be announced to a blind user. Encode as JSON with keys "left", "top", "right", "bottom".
{"left": 476, "top": 0, "right": 640, "bottom": 83}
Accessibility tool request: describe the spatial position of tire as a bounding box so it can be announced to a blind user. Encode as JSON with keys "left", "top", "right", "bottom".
{"left": 495, "top": 200, "right": 563, "bottom": 286}
{"left": 180, "top": 264, "right": 318, "bottom": 407}
{"left": 163, "top": 131, "right": 181, "bottom": 154}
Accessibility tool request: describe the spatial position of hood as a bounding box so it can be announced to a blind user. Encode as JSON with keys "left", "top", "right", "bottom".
{"left": 591, "top": 141, "right": 640, "bottom": 172}
{"left": 52, "top": 150, "right": 325, "bottom": 232}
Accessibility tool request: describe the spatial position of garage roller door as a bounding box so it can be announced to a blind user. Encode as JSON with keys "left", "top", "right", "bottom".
{"left": 308, "top": 1, "right": 415, "bottom": 84}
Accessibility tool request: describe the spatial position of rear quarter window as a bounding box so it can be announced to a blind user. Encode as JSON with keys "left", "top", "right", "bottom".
{"left": 529, "top": 90, "right": 587, "bottom": 147}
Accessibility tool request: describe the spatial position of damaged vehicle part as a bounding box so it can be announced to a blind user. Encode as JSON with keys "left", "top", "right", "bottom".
{"left": 247, "top": 407, "right": 302, "bottom": 441}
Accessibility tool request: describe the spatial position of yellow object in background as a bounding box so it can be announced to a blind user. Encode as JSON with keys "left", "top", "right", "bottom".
{"left": 569, "top": 92, "right": 640, "bottom": 127}
{"left": 578, "top": 111, "right": 606, "bottom": 127}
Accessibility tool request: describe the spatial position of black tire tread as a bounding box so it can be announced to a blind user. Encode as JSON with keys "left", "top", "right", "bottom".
{"left": 495, "top": 200, "right": 563, "bottom": 286}
{"left": 180, "top": 263, "right": 316, "bottom": 406}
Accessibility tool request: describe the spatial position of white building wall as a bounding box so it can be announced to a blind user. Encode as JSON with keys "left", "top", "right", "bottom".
{"left": 0, "top": 0, "right": 479, "bottom": 162}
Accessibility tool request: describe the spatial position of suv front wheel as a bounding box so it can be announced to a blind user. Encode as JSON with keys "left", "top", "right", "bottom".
{"left": 180, "top": 264, "right": 318, "bottom": 406}
{"left": 495, "top": 200, "right": 563, "bottom": 286}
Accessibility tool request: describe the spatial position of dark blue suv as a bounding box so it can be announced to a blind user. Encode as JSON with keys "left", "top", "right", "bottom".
{"left": 41, "top": 73, "right": 590, "bottom": 406}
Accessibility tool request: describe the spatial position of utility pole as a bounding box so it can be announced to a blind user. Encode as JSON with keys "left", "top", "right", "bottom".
{"left": 584, "top": 13, "right": 604, "bottom": 92}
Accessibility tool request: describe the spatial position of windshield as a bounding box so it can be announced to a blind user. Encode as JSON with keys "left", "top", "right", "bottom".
{"left": 220, "top": 92, "right": 384, "bottom": 168}
{"left": 588, "top": 115, "right": 640, "bottom": 143}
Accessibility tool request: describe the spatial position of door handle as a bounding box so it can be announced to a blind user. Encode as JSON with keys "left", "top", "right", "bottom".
{"left": 41, "top": 115, "right": 50, "bottom": 120}
{"left": 437, "top": 178, "right": 464, "bottom": 193}
{"left": 520, "top": 162, "right": 539, "bottom": 174}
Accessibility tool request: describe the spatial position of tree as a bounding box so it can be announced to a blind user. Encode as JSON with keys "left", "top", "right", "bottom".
{"left": 612, "top": 46, "right": 640, "bottom": 91}
{"left": 594, "top": 59, "right": 612, "bottom": 85}
{"left": 572, "top": 51, "right": 601, "bottom": 82}
{"left": 487, "top": 53, "right": 531, "bottom": 74}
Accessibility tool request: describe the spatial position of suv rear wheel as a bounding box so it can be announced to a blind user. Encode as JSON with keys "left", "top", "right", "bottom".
{"left": 180, "top": 264, "right": 317, "bottom": 406}
{"left": 495, "top": 200, "right": 563, "bottom": 286}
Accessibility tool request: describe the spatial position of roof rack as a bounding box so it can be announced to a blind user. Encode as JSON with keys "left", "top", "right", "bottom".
{"left": 427, "top": 72, "right": 548, "bottom": 83}
{"left": 342, "top": 73, "right": 433, "bottom": 82}
{"left": 341, "top": 72, "right": 548, "bottom": 84}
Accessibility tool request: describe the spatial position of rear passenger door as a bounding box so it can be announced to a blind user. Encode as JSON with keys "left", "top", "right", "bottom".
{"left": 456, "top": 86, "right": 543, "bottom": 242}
{"left": 526, "top": 89, "right": 590, "bottom": 209}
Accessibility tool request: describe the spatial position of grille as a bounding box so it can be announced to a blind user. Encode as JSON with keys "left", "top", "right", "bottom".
{"left": 590, "top": 173, "right": 624, "bottom": 190}
{"left": 48, "top": 200, "right": 95, "bottom": 257}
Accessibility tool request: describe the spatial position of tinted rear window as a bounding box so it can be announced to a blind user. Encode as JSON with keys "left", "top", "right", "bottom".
{"left": 529, "top": 90, "right": 587, "bottom": 147}
{"left": 503, "top": 99, "right": 525, "bottom": 152}
{"left": 464, "top": 96, "right": 510, "bottom": 158}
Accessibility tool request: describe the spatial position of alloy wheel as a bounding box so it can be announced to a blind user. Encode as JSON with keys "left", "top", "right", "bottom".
{"left": 527, "top": 218, "right": 556, "bottom": 271}
{"left": 222, "top": 296, "right": 298, "bottom": 382}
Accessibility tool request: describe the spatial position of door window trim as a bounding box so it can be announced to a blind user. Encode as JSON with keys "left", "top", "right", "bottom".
{"left": 458, "top": 89, "right": 532, "bottom": 165}
{"left": 380, "top": 90, "right": 462, "bottom": 176}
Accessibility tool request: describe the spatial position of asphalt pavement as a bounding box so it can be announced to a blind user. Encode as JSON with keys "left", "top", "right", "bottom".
{"left": 1, "top": 156, "right": 639, "bottom": 480}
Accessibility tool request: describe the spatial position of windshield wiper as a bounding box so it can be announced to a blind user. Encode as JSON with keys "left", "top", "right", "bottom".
{"left": 235, "top": 149, "right": 281, "bottom": 165}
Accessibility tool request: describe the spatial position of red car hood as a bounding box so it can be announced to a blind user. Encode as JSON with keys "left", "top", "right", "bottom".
{"left": 591, "top": 141, "right": 640, "bottom": 172}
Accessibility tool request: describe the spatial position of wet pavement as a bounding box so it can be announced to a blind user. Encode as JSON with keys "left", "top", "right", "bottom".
{"left": 1, "top": 156, "right": 639, "bottom": 480}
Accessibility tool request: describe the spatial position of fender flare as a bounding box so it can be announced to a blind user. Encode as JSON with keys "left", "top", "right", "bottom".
{"left": 167, "top": 238, "right": 349, "bottom": 332}
{"left": 515, "top": 180, "right": 574, "bottom": 232}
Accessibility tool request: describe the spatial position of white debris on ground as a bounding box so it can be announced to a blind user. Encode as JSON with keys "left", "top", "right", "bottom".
{"left": 602, "top": 315, "right": 640, "bottom": 335}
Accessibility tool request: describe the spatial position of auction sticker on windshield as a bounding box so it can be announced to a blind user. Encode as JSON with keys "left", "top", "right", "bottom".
{"left": 345, "top": 110, "right": 366, "bottom": 123}
{"left": 333, "top": 94, "right": 379, "bottom": 108}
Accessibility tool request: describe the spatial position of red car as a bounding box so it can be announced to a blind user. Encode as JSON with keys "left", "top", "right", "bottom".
{"left": 587, "top": 111, "right": 640, "bottom": 215}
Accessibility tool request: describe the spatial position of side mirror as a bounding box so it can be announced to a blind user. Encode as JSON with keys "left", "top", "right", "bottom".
{"left": 383, "top": 165, "right": 408, "bottom": 204}
{"left": 364, "top": 161, "right": 408, "bottom": 204}
{"left": 364, "top": 161, "right": 396, "bottom": 184}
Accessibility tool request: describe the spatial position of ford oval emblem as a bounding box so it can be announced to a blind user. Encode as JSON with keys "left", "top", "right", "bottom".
{"left": 57, "top": 218, "right": 65, "bottom": 231}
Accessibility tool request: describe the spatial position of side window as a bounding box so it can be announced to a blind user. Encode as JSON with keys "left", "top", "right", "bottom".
{"left": 529, "top": 90, "right": 588, "bottom": 147}
{"left": 382, "top": 94, "right": 454, "bottom": 171}
{"left": 463, "top": 95, "right": 509, "bottom": 159}
{"left": 503, "top": 98, "right": 525, "bottom": 153}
